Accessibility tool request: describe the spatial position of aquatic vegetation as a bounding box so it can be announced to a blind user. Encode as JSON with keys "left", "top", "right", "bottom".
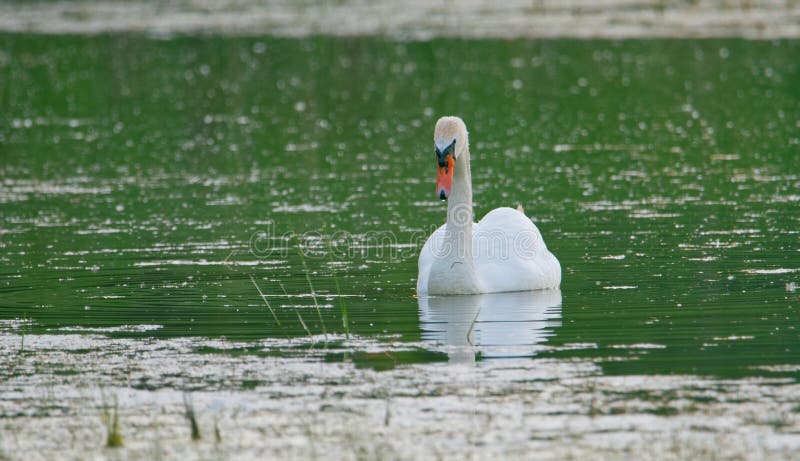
{"left": 182, "top": 393, "right": 201, "bottom": 441}
{"left": 296, "top": 236, "right": 328, "bottom": 342}
{"left": 101, "top": 393, "right": 124, "bottom": 448}
{"left": 249, "top": 275, "right": 281, "bottom": 326}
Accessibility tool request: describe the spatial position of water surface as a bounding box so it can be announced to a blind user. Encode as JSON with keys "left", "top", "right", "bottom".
{"left": 1, "top": 34, "right": 799, "bottom": 459}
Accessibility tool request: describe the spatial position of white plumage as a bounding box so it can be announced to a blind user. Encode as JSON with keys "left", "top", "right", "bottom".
{"left": 417, "top": 116, "right": 561, "bottom": 295}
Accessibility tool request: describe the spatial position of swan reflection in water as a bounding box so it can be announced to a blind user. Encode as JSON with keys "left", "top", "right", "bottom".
{"left": 418, "top": 290, "right": 562, "bottom": 363}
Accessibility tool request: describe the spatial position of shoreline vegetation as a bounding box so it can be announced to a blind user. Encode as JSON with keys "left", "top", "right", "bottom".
{"left": 1, "top": 0, "right": 799, "bottom": 39}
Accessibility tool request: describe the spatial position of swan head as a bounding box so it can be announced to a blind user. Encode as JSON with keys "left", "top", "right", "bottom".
{"left": 433, "top": 116, "right": 468, "bottom": 200}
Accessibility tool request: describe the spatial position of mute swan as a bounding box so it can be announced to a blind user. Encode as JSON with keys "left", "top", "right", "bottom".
{"left": 416, "top": 116, "right": 561, "bottom": 295}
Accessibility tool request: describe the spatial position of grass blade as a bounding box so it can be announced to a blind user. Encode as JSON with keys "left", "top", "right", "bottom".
{"left": 296, "top": 236, "right": 327, "bottom": 342}
{"left": 249, "top": 275, "right": 281, "bottom": 326}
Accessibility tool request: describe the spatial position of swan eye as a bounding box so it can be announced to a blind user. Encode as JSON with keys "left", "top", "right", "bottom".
{"left": 447, "top": 140, "right": 456, "bottom": 155}
{"left": 435, "top": 139, "right": 457, "bottom": 166}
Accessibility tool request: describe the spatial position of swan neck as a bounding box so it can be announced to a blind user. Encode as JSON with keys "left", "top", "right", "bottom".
{"left": 446, "top": 147, "right": 473, "bottom": 252}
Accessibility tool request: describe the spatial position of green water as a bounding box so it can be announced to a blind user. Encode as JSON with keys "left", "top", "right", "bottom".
{"left": 1, "top": 35, "right": 798, "bottom": 379}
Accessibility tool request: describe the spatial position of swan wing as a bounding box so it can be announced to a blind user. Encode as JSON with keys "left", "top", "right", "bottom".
{"left": 416, "top": 223, "right": 447, "bottom": 294}
{"left": 474, "top": 207, "right": 561, "bottom": 291}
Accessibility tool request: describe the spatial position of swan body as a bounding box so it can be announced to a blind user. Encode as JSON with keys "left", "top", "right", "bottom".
{"left": 416, "top": 116, "right": 561, "bottom": 295}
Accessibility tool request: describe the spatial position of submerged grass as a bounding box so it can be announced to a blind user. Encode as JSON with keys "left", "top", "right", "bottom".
{"left": 101, "top": 393, "right": 123, "bottom": 448}
{"left": 466, "top": 308, "right": 480, "bottom": 347}
{"left": 182, "top": 393, "right": 201, "bottom": 441}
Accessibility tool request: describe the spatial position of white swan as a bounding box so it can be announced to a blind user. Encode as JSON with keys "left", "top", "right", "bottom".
{"left": 417, "top": 116, "right": 561, "bottom": 295}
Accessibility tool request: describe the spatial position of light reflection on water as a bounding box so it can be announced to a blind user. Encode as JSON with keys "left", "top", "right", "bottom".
{"left": 0, "top": 35, "right": 798, "bottom": 380}
{"left": 1, "top": 33, "right": 799, "bottom": 460}
{"left": 419, "top": 290, "right": 562, "bottom": 362}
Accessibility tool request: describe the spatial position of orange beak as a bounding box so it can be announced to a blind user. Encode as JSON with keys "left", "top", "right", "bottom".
{"left": 436, "top": 154, "right": 454, "bottom": 200}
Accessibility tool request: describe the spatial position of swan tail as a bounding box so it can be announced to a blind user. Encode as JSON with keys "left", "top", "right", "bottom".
{"left": 515, "top": 203, "right": 525, "bottom": 214}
